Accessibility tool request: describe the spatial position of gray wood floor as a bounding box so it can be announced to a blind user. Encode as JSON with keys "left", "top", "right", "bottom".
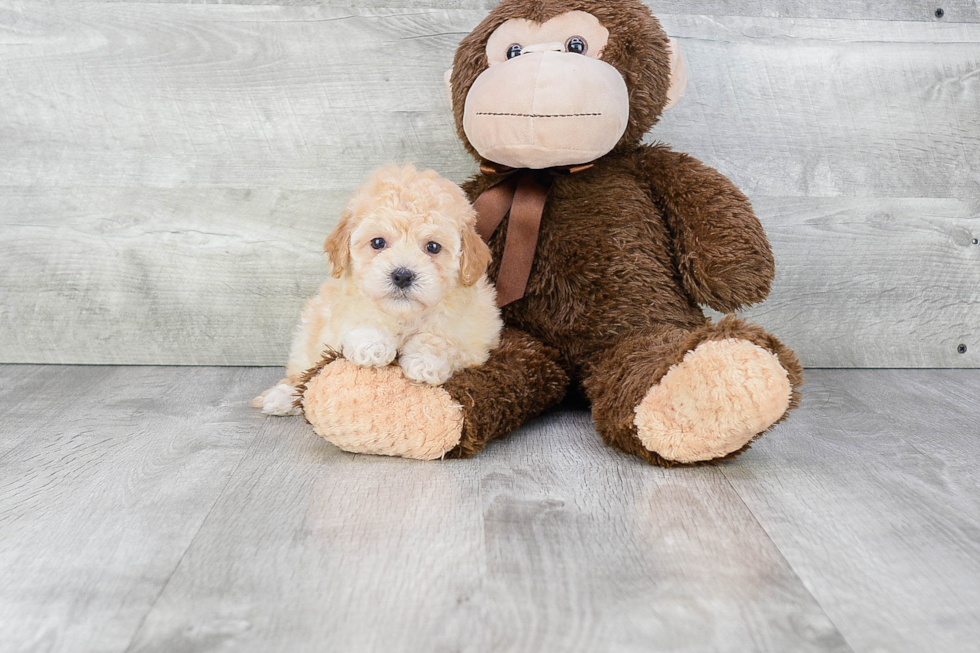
{"left": 0, "top": 366, "right": 978, "bottom": 652}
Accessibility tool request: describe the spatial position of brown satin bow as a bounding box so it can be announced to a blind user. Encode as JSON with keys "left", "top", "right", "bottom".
{"left": 474, "top": 162, "right": 593, "bottom": 307}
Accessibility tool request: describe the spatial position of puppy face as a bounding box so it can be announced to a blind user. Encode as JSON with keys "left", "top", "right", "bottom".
{"left": 325, "top": 164, "right": 491, "bottom": 316}
{"left": 349, "top": 211, "right": 462, "bottom": 313}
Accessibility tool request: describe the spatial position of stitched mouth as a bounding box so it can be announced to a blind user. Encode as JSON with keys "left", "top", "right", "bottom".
{"left": 476, "top": 112, "right": 602, "bottom": 118}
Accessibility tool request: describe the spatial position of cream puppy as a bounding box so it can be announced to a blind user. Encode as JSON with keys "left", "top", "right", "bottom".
{"left": 252, "top": 163, "right": 502, "bottom": 416}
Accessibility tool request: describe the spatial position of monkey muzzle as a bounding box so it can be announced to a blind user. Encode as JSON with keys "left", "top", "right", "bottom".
{"left": 462, "top": 50, "right": 630, "bottom": 170}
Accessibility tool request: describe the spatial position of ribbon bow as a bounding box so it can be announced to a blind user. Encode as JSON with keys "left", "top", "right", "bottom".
{"left": 473, "top": 162, "right": 594, "bottom": 307}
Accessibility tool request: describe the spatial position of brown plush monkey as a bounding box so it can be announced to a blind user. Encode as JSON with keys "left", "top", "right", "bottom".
{"left": 299, "top": 0, "right": 803, "bottom": 465}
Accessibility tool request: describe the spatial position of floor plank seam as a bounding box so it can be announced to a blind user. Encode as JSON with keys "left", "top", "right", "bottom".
{"left": 119, "top": 411, "right": 269, "bottom": 653}
{"left": 719, "top": 471, "right": 859, "bottom": 653}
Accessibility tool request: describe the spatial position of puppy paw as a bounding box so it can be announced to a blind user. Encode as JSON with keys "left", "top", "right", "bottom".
{"left": 400, "top": 352, "right": 453, "bottom": 385}
{"left": 260, "top": 383, "right": 301, "bottom": 416}
{"left": 345, "top": 340, "right": 397, "bottom": 368}
{"left": 342, "top": 328, "right": 397, "bottom": 368}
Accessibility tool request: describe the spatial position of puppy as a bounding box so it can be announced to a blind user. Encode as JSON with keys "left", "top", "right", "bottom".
{"left": 252, "top": 163, "right": 502, "bottom": 416}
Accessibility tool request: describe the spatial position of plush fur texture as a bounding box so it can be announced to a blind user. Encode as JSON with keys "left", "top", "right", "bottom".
{"left": 299, "top": 0, "right": 803, "bottom": 465}
{"left": 295, "top": 328, "right": 569, "bottom": 459}
{"left": 443, "top": 327, "right": 569, "bottom": 457}
{"left": 253, "top": 163, "right": 502, "bottom": 416}
{"left": 634, "top": 338, "right": 792, "bottom": 463}
{"left": 583, "top": 316, "right": 802, "bottom": 467}
{"left": 299, "top": 356, "right": 464, "bottom": 461}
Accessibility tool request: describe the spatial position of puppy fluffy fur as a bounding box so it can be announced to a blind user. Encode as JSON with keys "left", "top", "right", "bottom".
{"left": 252, "top": 163, "right": 502, "bottom": 416}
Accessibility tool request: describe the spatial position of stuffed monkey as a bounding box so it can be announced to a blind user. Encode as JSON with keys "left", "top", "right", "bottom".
{"left": 299, "top": 0, "right": 802, "bottom": 465}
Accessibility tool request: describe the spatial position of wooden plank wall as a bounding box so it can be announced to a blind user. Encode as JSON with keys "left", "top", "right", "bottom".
{"left": 1, "top": 1, "right": 977, "bottom": 367}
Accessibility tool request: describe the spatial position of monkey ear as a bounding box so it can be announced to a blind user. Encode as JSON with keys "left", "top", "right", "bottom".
{"left": 664, "top": 38, "right": 688, "bottom": 111}
{"left": 444, "top": 68, "right": 454, "bottom": 110}
{"left": 323, "top": 207, "right": 355, "bottom": 278}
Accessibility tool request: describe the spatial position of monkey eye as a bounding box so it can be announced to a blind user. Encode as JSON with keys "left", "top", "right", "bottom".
{"left": 506, "top": 43, "right": 523, "bottom": 59}
{"left": 370, "top": 237, "right": 387, "bottom": 250}
{"left": 425, "top": 241, "right": 442, "bottom": 255}
{"left": 565, "top": 36, "right": 588, "bottom": 55}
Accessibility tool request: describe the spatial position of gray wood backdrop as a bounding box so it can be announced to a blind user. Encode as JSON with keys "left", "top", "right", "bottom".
{"left": 1, "top": 1, "right": 978, "bottom": 367}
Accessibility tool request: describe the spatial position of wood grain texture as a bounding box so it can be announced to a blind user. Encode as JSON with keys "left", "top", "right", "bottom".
{"left": 714, "top": 197, "right": 980, "bottom": 368}
{"left": 91, "top": 1, "right": 980, "bottom": 24}
{"left": 3, "top": 190, "right": 976, "bottom": 366}
{"left": 1, "top": 3, "right": 978, "bottom": 366}
{"left": 3, "top": 365, "right": 980, "bottom": 651}
{"left": 0, "top": 4, "right": 477, "bottom": 190}
{"left": 126, "top": 399, "right": 850, "bottom": 653}
{"left": 722, "top": 369, "right": 980, "bottom": 653}
{"left": 0, "top": 187, "right": 333, "bottom": 365}
{"left": 3, "top": 6, "right": 977, "bottom": 196}
{"left": 0, "top": 365, "right": 283, "bottom": 653}
{"left": 655, "top": 15, "right": 980, "bottom": 198}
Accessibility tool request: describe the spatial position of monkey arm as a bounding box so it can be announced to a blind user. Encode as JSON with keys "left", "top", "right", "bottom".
{"left": 637, "top": 144, "right": 774, "bottom": 313}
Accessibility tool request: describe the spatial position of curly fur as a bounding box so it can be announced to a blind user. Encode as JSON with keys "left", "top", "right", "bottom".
{"left": 252, "top": 164, "right": 502, "bottom": 415}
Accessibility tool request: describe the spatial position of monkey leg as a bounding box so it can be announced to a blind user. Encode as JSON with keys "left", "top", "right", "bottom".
{"left": 582, "top": 316, "right": 803, "bottom": 466}
{"left": 297, "top": 328, "right": 569, "bottom": 460}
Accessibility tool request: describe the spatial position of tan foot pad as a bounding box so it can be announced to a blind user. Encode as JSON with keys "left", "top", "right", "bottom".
{"left": 634, "top": 338, "right": 792, "bottom": 463}
{"left": 302, "top": 360, "right": 463, "bottom": 461}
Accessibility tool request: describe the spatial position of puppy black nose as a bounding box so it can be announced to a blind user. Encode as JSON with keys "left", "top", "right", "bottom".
{"left": 391, "top": 268, "right": 415, "bottom": 289}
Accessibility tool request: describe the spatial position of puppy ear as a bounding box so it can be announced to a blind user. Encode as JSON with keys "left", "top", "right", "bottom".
{"left": 323, "top": 208, "right": 355, "bottom": 278}
{"left": 664, "top": 38, "right": 688, "bottom": 111}
{"left": 459, "top": 225, "right": 491, "bottom": 287}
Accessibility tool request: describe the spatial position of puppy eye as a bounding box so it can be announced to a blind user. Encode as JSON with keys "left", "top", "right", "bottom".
{"left": 506, "top": 44, "right": 523, "bottom": 59}
{"left": 565, "top": 36, "right": 587, "bottom": 55}
{"left": 370, "top": 237, "right": 386, "bottom": 250}
{"left": 425, "top": 241, "right": 442, "bottom": 255}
